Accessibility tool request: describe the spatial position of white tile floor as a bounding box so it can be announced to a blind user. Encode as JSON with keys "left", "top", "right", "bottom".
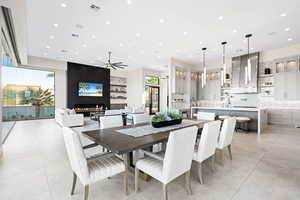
{"left": 0, "top": 119, "right": 300, "bottom": 200}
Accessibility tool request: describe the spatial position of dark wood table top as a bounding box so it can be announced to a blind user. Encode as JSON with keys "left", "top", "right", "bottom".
{"left": 82, "top": 120, "right": 206, "bottom": 154}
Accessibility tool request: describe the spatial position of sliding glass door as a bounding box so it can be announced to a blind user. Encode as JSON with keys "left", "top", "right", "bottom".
{"left": 2, "top": 67, "right": 55, "bottom": 121}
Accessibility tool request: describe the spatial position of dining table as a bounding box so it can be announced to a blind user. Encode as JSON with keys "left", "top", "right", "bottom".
{"left": 82, "top": 119, "right": 207, "bottom": 194}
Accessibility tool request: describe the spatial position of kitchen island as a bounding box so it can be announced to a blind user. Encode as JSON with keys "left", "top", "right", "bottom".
{"left": 191, "top": 107, "right": 268, "bottom": 136}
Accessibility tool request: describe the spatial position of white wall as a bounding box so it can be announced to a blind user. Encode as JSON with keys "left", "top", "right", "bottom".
{"left": 127, "top": 69, "right": 144, "bottom": 108}
{"left": 26, "top": 56, "right": 67, "bottom": 109}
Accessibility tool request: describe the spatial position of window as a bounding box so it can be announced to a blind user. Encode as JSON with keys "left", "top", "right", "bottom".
{"left": 2, "top": 66, "right": 55, "bottom": 121}
{"left": 145, "top": 76, "right": 159, "bottom": 86}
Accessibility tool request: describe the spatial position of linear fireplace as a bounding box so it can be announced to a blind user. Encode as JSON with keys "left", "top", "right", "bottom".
{"left": 74, "top": 104, "right": 106, "bottom": 116}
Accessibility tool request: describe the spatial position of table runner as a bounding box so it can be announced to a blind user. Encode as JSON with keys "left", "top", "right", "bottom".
{"left": 116, "top": 120, "right": 201, "bottom": 137}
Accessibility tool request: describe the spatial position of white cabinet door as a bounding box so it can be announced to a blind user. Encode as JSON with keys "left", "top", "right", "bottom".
{"left": 285, "top": 72, "right": 298, "bottom": 100}
{"left": 297, "top": 71, "right": 300, "bottom": 100}
{"left": 274, "top": 73, "right": 285, "bottom": 100}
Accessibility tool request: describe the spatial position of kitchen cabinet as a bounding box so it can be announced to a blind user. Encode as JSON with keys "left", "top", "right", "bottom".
{"left": 274, "top": 72, "right": 298, "bottom": 100}
{"left": 197, "top": 79, "right": 221, "bottom": 100}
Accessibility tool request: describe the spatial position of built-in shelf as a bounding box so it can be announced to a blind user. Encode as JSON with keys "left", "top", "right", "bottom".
{"left": 110, "top": 91, "right": 126, "bottom": 93}
{"left": 110, "top": 84, "right": 127, "bottom": 87}
{"left": 259, "top": 74, "right": 274, "bottom": 78}
{"left": 259, "top": 85, "right": 274, "bottom": 88}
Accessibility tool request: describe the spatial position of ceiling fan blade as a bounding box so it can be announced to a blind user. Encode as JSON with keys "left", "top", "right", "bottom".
{"left": 112, "top": 62, "right": 123, "bottom": 65}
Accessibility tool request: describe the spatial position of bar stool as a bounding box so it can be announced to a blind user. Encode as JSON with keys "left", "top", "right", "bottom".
{"left": 235, "top": 116, "right": 251, "bottom": 133}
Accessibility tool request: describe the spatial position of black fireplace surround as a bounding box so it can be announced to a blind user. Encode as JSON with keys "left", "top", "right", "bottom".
{"left": 67, "top": 62, "right": 111, "bottom": 111}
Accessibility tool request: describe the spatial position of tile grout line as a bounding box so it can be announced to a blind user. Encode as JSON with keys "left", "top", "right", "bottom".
{"left": 229, "top": 153, "right": 266, "bottom": 200}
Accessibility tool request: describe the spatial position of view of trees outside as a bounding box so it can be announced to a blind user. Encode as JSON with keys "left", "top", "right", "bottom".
{"left": 2, "top": 66, "right": 55, "bottom": 121}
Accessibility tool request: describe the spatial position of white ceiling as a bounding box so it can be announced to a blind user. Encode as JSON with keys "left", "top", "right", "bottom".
{"left": 26, "top": 0, "right": 300, "bottom": 70}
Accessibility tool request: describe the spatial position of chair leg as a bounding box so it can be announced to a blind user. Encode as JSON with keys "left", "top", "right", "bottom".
{"left": 185, "top": 170, "right": 192, "bottom": 195}
{"left": 197, "top": 163, "right": 203, "bottom": 184}
{"left": 162, "top": 183, "right": 168, "bottom": 200}
{"left": 220, "top": 149, "right": 224, "bottom": 166}
{"left": 71, "top": 172, "right": 77, "bottom": 195}
{"left": 211, "top": 155, "right": 216, "bottom": 172}
{"left": 135, "top": 167, "right": 140, "bottom": 192}
{"left": 228, "top": 145, "right": 232, "bottom": 160}
{"left": 84, "top": 185, "right": 89, "bottom": 200}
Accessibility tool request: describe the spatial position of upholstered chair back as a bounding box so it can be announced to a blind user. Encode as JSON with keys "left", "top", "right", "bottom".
{"left": 162, "top": 126, "right": 198, "bottom": 184}
{"left": 133, "top": 113, "right": 150, "bottom": 125}
{"left": 100, "top": 115, "right": 123, "bottom": 129}
{"left": 104, "top": 109, "right": 122, "bottom": 116}
{"left": 62, "top": 127, "right": 90, "bottom": 185}
{"left": 197, "top": 112, "right": 216, "bottom": 121}
{"left": 196, "top": 120, "right": 221, "bottom": 162}
{"left": 218, "top": 117, "right": 236, "bottom": 149}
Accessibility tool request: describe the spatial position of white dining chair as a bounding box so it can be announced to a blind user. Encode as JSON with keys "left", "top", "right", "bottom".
{"left": 132, "top": 113, "right": 150, "bottom": 125}
{"left": 100, "top": 115, "right": 123, "bottom": 129}
{"left": 104, "top": 109, "right": 122, "bottom": 116}
{"left": 62, "top": 127, "right": 126, "bottom": 200}
{"left": 217, "top": 117, "right": 236, "bottom": 164}
{"left": 193, "top": 120, "right": 222, "bottom": 184}
{"left": 196, "top": 112, "right": 216, "bottom": 121}
{"left": 135, "top": 126, "right": 198, "bottom": 200}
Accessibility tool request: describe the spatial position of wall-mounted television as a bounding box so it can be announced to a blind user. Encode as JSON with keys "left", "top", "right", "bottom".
{"left": 78, "top": 82, "right": 103, "bottom": 97}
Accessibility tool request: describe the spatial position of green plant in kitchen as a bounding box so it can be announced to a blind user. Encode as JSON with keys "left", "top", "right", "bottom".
{"left": 151, "top": 110, "right": 182, "bottom": 122}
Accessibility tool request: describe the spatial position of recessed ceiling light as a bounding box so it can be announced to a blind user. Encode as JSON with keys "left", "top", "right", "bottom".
{"left": 136, "top": 33, "right": 141, "bottom": 37}
{"left": 233, "top": 29, "right": 237, "bottom": 33}
{"left": 46, "top": 45, "right": 51, "bottom": 49}
{"left": 127, "top": 0, "right": 132, "bottom": 5}
{"left": 53, "top": 23, "right": 59, "bottom": 28}
{"left": 105, "top": 21, "right": 111, "bottom": 25}
{"left": 120, "top": 43, "right": 124, "bottom": 47}
{"left": 82, "top": 44, "right": 87, "bottom": 48}
{"left": 159, "top": 19, "right": 165, "bottom": 23}
{"left": 61, "top": 3, "right": 67, "bottom": 8}
{"left": 199, "top": 41, "right": 203, "bottom": 45}
{"left": 285, "top": 27, "right": 290, "bottom": 32}
{"left": 218, "top": 16, "right": 224, "bottom": 20}
{"left": 280, "top": 13, "right": 287, "bottom": 17}
{"left": 49, "top": 35, "right": 55, "bottom": 39}
{"left": 183, "top": 31, "right": 188, "bottom": 36}
{"left": 288, "top": 38, "right": 293, "bottom": 41}
{"left": 91, "top": 35, "right": 96, "bottom": 39}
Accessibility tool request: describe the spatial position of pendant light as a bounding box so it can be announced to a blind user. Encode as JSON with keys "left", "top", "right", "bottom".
{"left": 221, "top": 42, "right": 227, "bottom": 86}
{"left": 245, "top": 34, "right": 252, "bottom": 83}
{"left": 202, "top": 47, "right": 207, "bottom": 87}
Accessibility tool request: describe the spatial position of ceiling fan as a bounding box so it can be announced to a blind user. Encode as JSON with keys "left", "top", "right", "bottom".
{"left": 101, "top": 51, "right": 128, "bottom": 69}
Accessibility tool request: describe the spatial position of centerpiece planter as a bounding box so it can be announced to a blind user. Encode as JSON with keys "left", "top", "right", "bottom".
{"left": 151, "top": 110, "right": 183, "bottom": 128}
{"left": 152, "top": 119, "right": 182, "bottom": 128}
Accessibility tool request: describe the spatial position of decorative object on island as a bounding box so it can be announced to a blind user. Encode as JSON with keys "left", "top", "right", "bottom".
{"left": 264, "top": 68, "right": 271, "bottom": 75}
{"left": 151, "top": 110, "right": 182, "bottom": 128}
{"left": 101, "top": 51, "right": 128, "bottom": 69}
{"left": 245, "top": 34, "right": 253, "bottom": 84}
{"left": 221, "top": 41, "right": 227, "bottom": 87}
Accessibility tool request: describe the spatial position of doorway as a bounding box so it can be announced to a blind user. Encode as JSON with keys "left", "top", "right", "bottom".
{"left": 145, "top": 86, "right": 160, "bottom": 115}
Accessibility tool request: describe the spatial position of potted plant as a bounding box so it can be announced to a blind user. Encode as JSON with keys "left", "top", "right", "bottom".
{"left": 151, "top": 110, "right": 183, "bottom": 128}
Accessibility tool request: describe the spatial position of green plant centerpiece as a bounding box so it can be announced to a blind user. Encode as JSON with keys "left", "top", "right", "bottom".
{"left": 151, "top": 110, "right": 183, "bottom": 128}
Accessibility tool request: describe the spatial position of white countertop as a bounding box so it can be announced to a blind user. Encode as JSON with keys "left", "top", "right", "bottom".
{"left": 191, "top": 106, "right": 264, "bottom": 112}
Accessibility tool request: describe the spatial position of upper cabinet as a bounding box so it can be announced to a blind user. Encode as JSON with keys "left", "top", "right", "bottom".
{"left": 231, "top": 52, "right": 259, "bottom": 93}
{"left": 273, "top": 56, "right": 300, "bottom": 101}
